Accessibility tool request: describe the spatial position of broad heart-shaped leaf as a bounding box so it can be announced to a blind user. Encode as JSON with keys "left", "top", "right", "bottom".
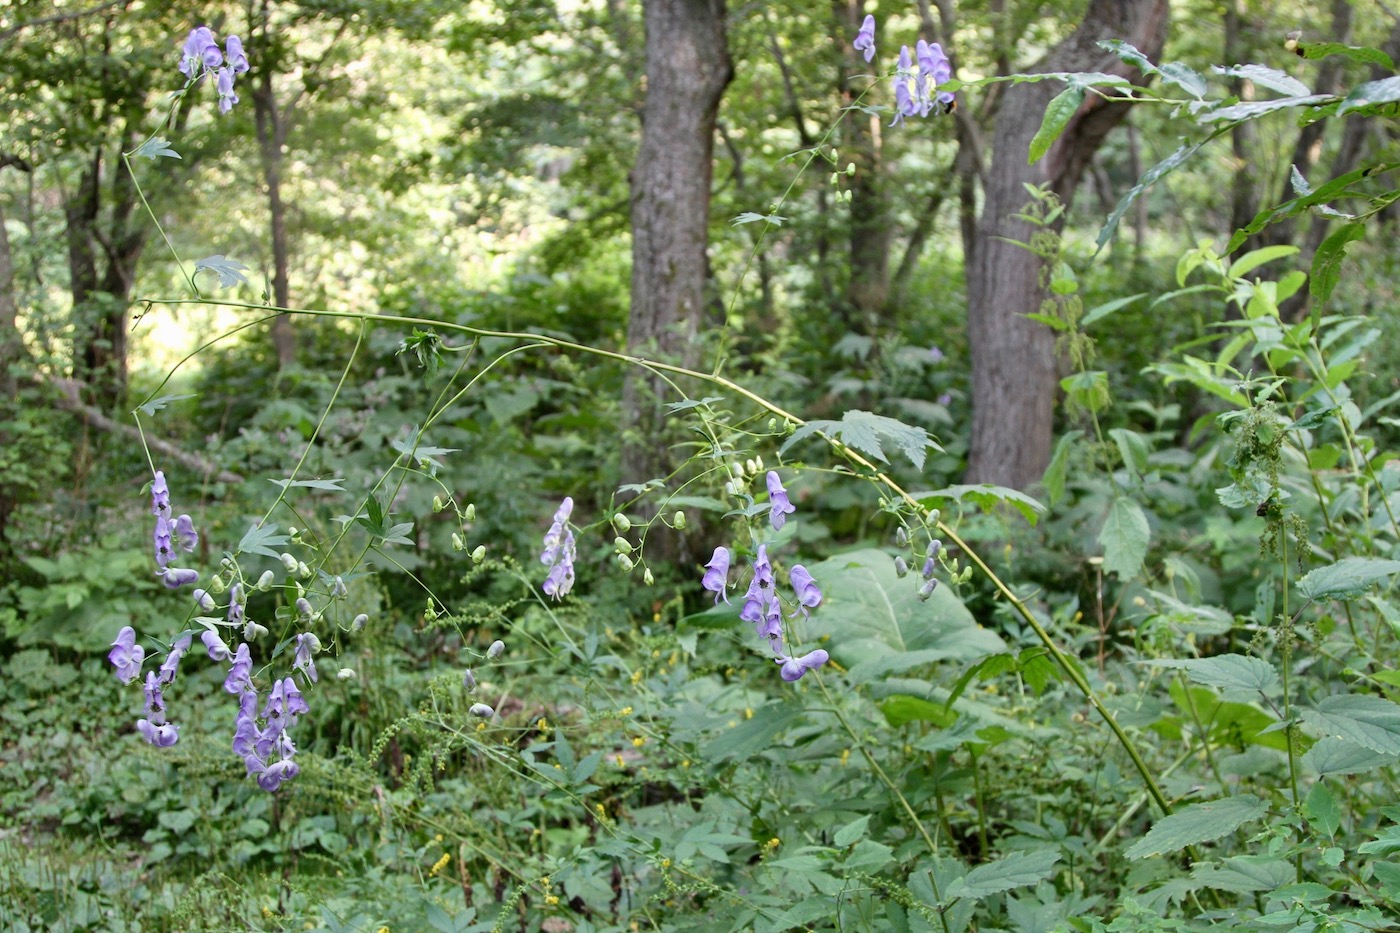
{"left": 1301, "top": 736, "right": 1400, "bottom": 775}
{"left": 1143, "top": 654, "right": 1279, "bottom": 692}
{"left": 1029, "top": 85, "right": 1084, "bottom": 165}
{"left": 944, "top": 851, "right": 1061, "bottom": 901}
{"left": 193, "top": 254, "right": 250, "bottom": 288}
{"left": 1126, "top": 795, "right": 1268, "bottom": 859}
{"left": 801, "top": 549, "right": 1005, "bottom": 684}
{"left": 1300, "top": 694, "right": 1400, "bottom": 755}
{"left": 1296, "top": 557, "right": 1400, "bottom": 601}
{"left": 1098, "top": 496, "right": 1149, "bottom": 579}
{"left": 783, "top": 410, "right": 939, "bottom": 470}
{"left": 1338, "top": 75, "right": 1400, "bottom": 115}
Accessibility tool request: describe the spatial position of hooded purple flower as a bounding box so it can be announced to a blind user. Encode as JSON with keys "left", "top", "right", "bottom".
{"left": 225, "top": 35, "right": 249, "bottom": 74}
{"left": 293, "top": 632, "right": 320, "bottom": 684}
{"left": 702, "top": 547, "right": 730, "bottom": 604}
{"left": 789, "top": 565, "right": 823, "bottom": 615}
{"left": 216, "top": 67, "right": 239, "bottom": 115}
{"left": 224, "top": 642, "right": 253, "bottom": 695}
{"left": 251, "top": 756, "right": 300, "bottom": 792}
{"left": 777, "top": 649, "right": 830, "bottom": 682}
{"left": 541, "top": 497, "right": 577, "bottom": 599}
{"left": 174, "top": 514, "right": 199, "bottom": 552}
{"left": 143, "top": 671, "right": 167, "bottom": 719}
{"left": 159, "top": 566, "right": 199, "bottom": 588}
{"left": 178, "top": 26, "right": 222, "bottom": 79}
{"left": 154, "top": 517, "right": 175, "bottom": 568}
{"left": 766, "top": 472, "right": 796, "bottom": 531}
{"left": 158, "top": 633, "right": 193, "bottom": 685}
{"left": 263, "top": 677, "right": 308, "bottom": 730}
{"left": 109, "top": 626, "right": 145, "bottom": 684}
{"left": 853, "top": 14, "right": 876, "bottom": 63}
{"left": 137, "top": 719, "right": 180, "bottom": 747}
{"left": 202, "top": 628, "right": 232, "bottom": 662}
{"left": 151, "top": 470, "right": 171, "bottom": 519}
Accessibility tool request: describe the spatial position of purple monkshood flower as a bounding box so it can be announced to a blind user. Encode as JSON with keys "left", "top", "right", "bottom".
{"left": 109, "top": 626, "right": 145, "bottom": 684}
{"left": 174, "top": 514, "right": 199, "bottom": 552}
{"left": 766, "top": 472, "right": 796, "bottom": 531}
{"left": 541, "top": 497, "right": 577, "bottom": 599}
{"left": 143, "top": 671, "right": 167, "bottom": 718}
{"left": 853, "top": 14, "right": 876, "bottom": 63}
{"left": 293, "top": 632, "right": 321, "bottom": 684}
{"left": 251, "top": 756, "right": 300, "bottom": 792}
{"left": 224, "top": 642, "right": 253, "bottom": 695}
{"left": 227, "top": 582, "right": 245, "bottom": 624}
{"left": 159, "top": 633, "right": 193, "bottom": 684}
{"left": 788, "top": 565, "right": 823, "bottom": 615}
{"left": 225, "top": 35, "right": 249, "bottom": 74}
{"left": 202, "top": 628, "right": 232, "bottom": 661}
{"left": 702, "top": 547, "right": 730, "bottom": 604}
{"left": 154, "top": 517, "right": 175, "bottom": 568}
{"left": 159, "top": 567, "right": 199, "bottom": 588}
{"left": 216, "top": 67, "right": 239, "bottom": 115}
{"left": 263, "top": 677, "right": 308, "bottom": 730}
{"left": 179, "top": 26, "right": 222, "bottom": 79}
{"left": 777, "top": 649, "right": 830, "bottom": 682}
{"left": 151, "top": 470, "right": 171, "bottom": 518}
{"left": 137, "top": 719, "right": 180, "bottom": 747}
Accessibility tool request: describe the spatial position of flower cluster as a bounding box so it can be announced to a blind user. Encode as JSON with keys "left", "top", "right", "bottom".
{"left": 703, "top": 470, "right": 831, "bottom": 682}
{"left": 893, "top": 527, "right": 946, "bottom": 600}
{"left": 541, "top": 497, "right": 577, "bottom": 599}
{"left": 152, "top": 470, "right": 200, "bottom": 589}
{"left": 852, "top": 17, "right": 956, "bottom": 125}
{"left": 233, "top": 677, "right": 307, "bottom": 791}
{"left": 178, "top": 26, "right": 249, "bottom": 114}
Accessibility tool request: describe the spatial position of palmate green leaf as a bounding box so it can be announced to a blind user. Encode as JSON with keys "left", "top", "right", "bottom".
{"left": 1296, "top": 557, "right": 1400, "bottom": 600}
{"left": 1029, "top": 85, "right": 1084, "bottom": 165}
{"left": 1098, "top": 496, "right": 1149, "bottom": 578}
{"left": 269, "top": 477, "right": 346, "bottom": 492}
{"left": 237, "top": 522, "right": 289, "bottom": 559}
{"left": 1300, "top": 694, "right": 1400, "bottom": 755}
{"left": 131, "top": 136, "right": 181, "bottom": 160}
{"left": 1144, "top": 654, "right": 1279, "bottom": 692}
{"left": 135, "top": 393, "right": 196, "bottom": 416}
{"left": 783, "top": 409, "right": 939, "bottom": 470}
{"left": 193, "top": 254, "right": 250, "bottom": 288}
{"left": 916, "top": 484, "right": 1047, "bottom": 526}
{"left": 944, "top": 851, "right": 1061, "bottom": 900}
{"left": 1126, "top": 795, "right": 1268, "bottom": 859}
{"left": 802, "top": 549, "right": 1005, "bottom": 684}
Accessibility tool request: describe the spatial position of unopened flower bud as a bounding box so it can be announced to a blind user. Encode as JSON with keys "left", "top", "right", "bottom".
{"left": 193, "top": 588, "right": 216, "bottom": 612}
{"left": 242, "top": 620, "right": 267, "bottom": 641}
{"left": 846, "top": 162, "right": 855, "bottom": 175}
{"left": 295, "top": 581, "right": 305, "bottom": 599}
{"left": 617, "top": 553, "right": 635, "bottom": 571}
{"left": 298, "top": 561, "right": 311, "bottom": 579}
{"left": 487, "top": 639, "right": 505, "bottom": 660}
{"left": 462, "top": 668, "right": 476, "bottom": 691}
{"left": 469, "top": 703, "right": 494, "bottom": 718}
{"left": 673, "top": 511, "right": 686, "bottom": 530}
{"left": 465, "top": 504, "right": 476, "bottom": 522}
{"left": 755, "top": 455, "right": 764, "bottom": 471}
{"left": 351, "top": 613, "right": 368, "bottom": 631}
{"left": 922, "top": 557, "right": 937, "bottom": 580}
{"left": 432, "top": 496, "right": 444, "bottom": 513}
{"left": 746, "top": 458, "right": 758, "bottom": 474}
{"left": 895, "top": 527, "right": 908, "bottom": 546}
{"left": 917, "top": 579, "right": 939, "bottom": 601}
{"left": 614, "top": 536, "right": 633, "bottom": 554}
{"left": 452, "top": 532, "right": 464, "bottom": 551}
{"left": 280, "top": 552, "right": 298, "bottom": 571}
{"left": 928, "top": 540, "right": 942, "bottom": 561}
{"left": 331, "top": 576, "right": 347, "bottom": 598}
{"left": 256, "top": 570, "right": 275, "bottom": 591}
{"left": 288, "top": 526, "right": 298, "bottom": 538}
{"left": 471, "top": 545, "right": 486, "bottom": 563}
{"left": 894, "top": 557, "right": 909, "bottom": 578}
{"left": 724, "top": 481, "right": 736, "bottom": 496}
{"left": 731, "top": 461, "right": 744, "bottom": 478}
{"left": 643, "top": 567, "right": 655, "bottom": 586}
{"left": 613, "top": 513, "right": 631, "bottom": 534}
{"left": 337, "top": 668, "right": 356, "bottom": 680}
{"left": 296, "top": 597, "right": 313, "bottom": 619}
{"left": 209, "top": 574, "right": 226, "bottom": 595}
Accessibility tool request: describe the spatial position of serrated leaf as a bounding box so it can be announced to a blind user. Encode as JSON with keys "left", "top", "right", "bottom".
{"left": 193, "top": 254, "right": 250, "bottom": 288}
{"left": 1190, "top": 857, "right": 1294, "bottom": 893}
{"left": 1143, "top": 654, "right": 1278, "bottom": 692}
{"left": 136, "top": 393, "right": 196, "bottom": 417}
{"left": 1029, "top": 86, "right": 1084, "bottom": 165}
{"left": 944, "top": 851, "right": 1061, "bottom": 900}
{"left": 269, "top": 477, "right": 347, "bottom": 492}
{"left": 1159, "top": 61, "right": 1208, "bottom": 98}
{"left": 1108, "top": 427, "right": 1150, "bottom": 482}
{"left": 1338, "top": 76, "right": 1400, "bottom": 114}
{"left": 1296, "top": 557, "right": 1400, "bottom": 601}
{"left": 1303, "top": 783, "right": 1341, "bottom": 838}
{"left": 801, "top": 549, "right": 1005, "bottom": 684}
{"left": 1205, "top": 95, "right": 1330, "bottom": 122}
{"left": 1098, "top": 496, "right": 1149, "bottom": 578}
{"left": 916, "top": 484, "right": 1047, "bottom": 526}
{"left": 1042, "top": 430, "right": 1082, "bottom": 507}
{"left": 833, "top": 816, "right": 871, "bottom": 848}
{"left": 783, "top": 410, "right": 939, "bottom": 470}
{"left": 1310, "top": 222, "right": 1365, "bottom": 315}
{"left": 237, "top": 522, "right": 289, "bottom": 559}
{"left": 1212, "top": 64, "right": 1312, "bottom": 97}
{"left": 1300, "top": 695, "right": 1400, "bottom": 755}
{"left": 702, "top": 701, "right": 804, "bottom": 762}
{"left": 1126, "top": 795, "right": 1268, "bottom": 859}
{"left": 1098, "top": 39, "right": 1155, "bottom": 73}
{"left": 132, "top": 136, "right": 181, "bottom": 160}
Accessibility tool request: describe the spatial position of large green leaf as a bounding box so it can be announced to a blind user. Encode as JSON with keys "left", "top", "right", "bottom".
{"left": 783, "top": 410, "right": 939, "bottom": 469}
{"left": 1297, "top": 558, "right": 1400, "bottom": 601}
{"left": 1099, "top": 496, "right": 1150, "bottom": 578}
{"left": 702, "top": 701, "right": 805, "bottom": 762}
{"left": 1301, "top": 736, "right": 1400, "bottom": 775}
{"left": 1145, "top": 654, "right": 1278, "bottom": 692}
{"left": 802, "top": 549, "right": 1005, "bottom": 683}
{"left": 1301, "top": 695, "right": 1400, "bottom": 755}
{"left": 944, "top": 851, "right": 1061, "bottom": 901}
{"left": 1126, "top": 795, "right": 1268, "bottom": 859}
{"left": 1029, "top": 85, "right": 1084, "bottom": 164}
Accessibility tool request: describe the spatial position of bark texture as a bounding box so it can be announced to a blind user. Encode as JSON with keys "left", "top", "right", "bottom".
{"left": 965, "top": 0, "right": 1168, "bottom": 490}
{"left": 620, "top": 0, "right": 731, "bottom": 487}
{"left": 253, "top": 60, "right": 297, "bottom": 369}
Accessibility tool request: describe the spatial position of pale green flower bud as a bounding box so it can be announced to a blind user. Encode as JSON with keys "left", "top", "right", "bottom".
{"left": 298, "top": 561, "right": 312, "bottom": 579}
{"left": 487, "top": 639, "right": 505, "bottom": 660}
{"left": 337, "top": 668, "right": 356, "bottom": 681}
{"left": 614, "top": 537, "right": 633, "bottom": 554}
{"left": 731, "top": 461, "right": 744, "bottom": 478}
{"left": 846, "top": 162, "right": 855, "bottom": 175}
{"left": 643, "top": 567, "right": 655, "bottom": 586}
{"left": 352, "top": 613, "right": 368, "bottom": 631}
{"left": 471, "top": 545, "right": 486, "bottom": 563}
{"left": 465, "top": 503, "right": 476, "bottom": 522}
{"left": 433, "top": 496, "right": 444, "bottom": 513}
{"left": 280, "top": 552, "right": 298, "bottom": 571}
{"left": 295, "top": 581, "right": 305, "bottom": 599}
{"left": 452, "top": 532, "right": 464, "bottom": 551}
{"left": 209, "top": 574, "right": 226, "bottom": 595}
{"left": 287, "top": 526, "right": 298, "bottom": 538}
{"left": 256, "top": 570, "right": 275, "bottom": 591}
{"left": 331, "top": 575, "right": 347, "bottom": 598}
{"left": 613, "top": 513, "right": 631, "bottom": 534}
{"left": 243, "top": 620, "right": 269, "bottom": 641}
{"left": 296, "top": 597, "right": 313, "bottom": 619}
{"left": 672, "top": 511, "right": 686, "bottom": 530}
{"left": 617, "top": 553, "right": 634, "bottom": 571}
{"left": 469, "top": 703, "right": 494, "bottom": 718}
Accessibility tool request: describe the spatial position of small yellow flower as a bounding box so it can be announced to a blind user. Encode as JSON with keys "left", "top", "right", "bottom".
{"left": 743, "top": 707, "right": 753, "bottom": 720}
{"left": 631, "top": 736, "right": 645, "bottom": 748}
{"left": 375, "top": 927, "right": 389, "bottom": 933}
{"left": 765, "top": 837, "right": 780, "bottom": 851}
{"left": 630, "top": 670, "right": 643, "bottom": 685}
{"left": 429, "top": 853, "right": 451, "bottom": 877}
{"left": 537, "top": 717, "right": 549, "bottom": 732}
{"left": 661, "top": 857, "right": 672, "bottom": 868}
{"left": 620, "top": 706, "right": 633, "bottom": 716}
{"left": 650, "top": 649, "right": 660, "bottom": 659}
{"left": 545, "top": 895, "right": 559, "bottom": 906}
{"left": 475, "top": 722, "right": 486, "bottom": 732}
{"left": 434, "top": 833, "right": 443, "bottom": 842}
{"left": 615, "top": 753, "right": 625, "bottom": 767}
{"left": 681, "top": 759, "right": 690, "bottom": 769}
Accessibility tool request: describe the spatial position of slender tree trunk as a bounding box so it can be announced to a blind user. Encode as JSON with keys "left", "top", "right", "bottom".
{"left": 965, "top": 0, "right": 1169, "bottom": 490}
{"left": 254, "top": 58, "right": 296, "bottom": 370}
{"left": 835, "top": 0, "right": 888, "bottom": 335}
{"left": 619, "top": 0, "right": 731, "bottom": 490}
{"left": 1225, "top": 0, "right": 1260, "bottom": 241}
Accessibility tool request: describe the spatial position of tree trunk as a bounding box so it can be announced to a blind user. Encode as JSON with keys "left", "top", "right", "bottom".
{"left": 965, "top": 0, "right": 1168, "bottom": 490}
{"left": 835, "top": 0, "right": 888, "bottom": 335}
{"left": 254, "top": 50, "right": 296, "bottom": 370}
{"left": 619, "top": 0, "right": 732, "bottom": 489}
